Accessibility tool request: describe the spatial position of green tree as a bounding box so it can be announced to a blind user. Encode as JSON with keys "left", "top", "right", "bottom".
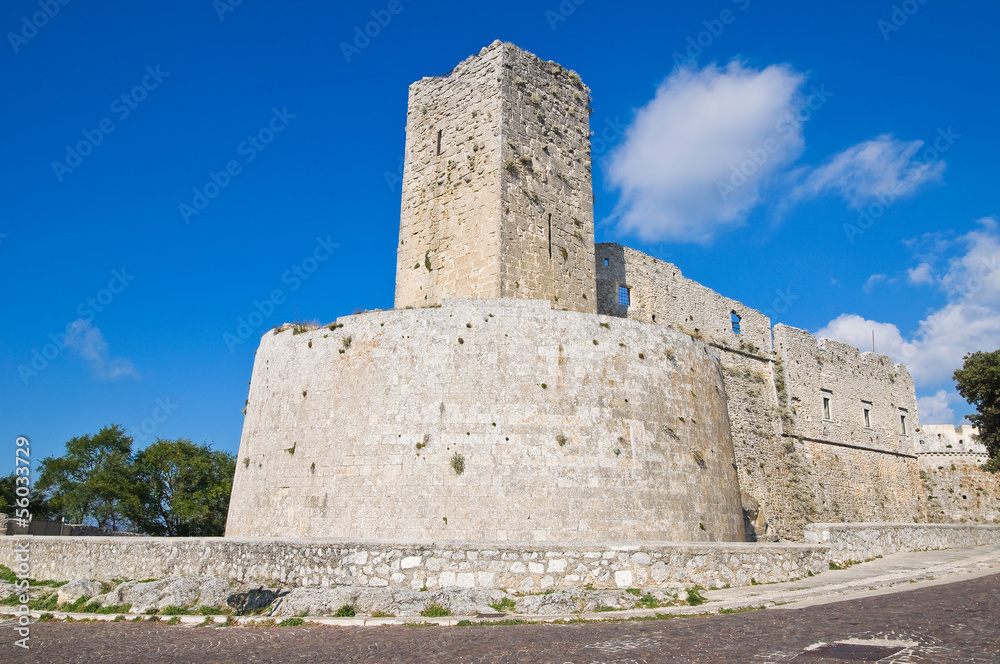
{"left": 953, "top": 349, "right": 1000, "bottom": 472}
{"left": 0, "top": 471, "right": 55, "bottom": 520}
{"left": 35, "top": 425, "right": 140, "bottom": 530}
{"left": 0, "top": 471, "right": 15, "bottom": 515}
{"left": 132, "top": 438, "right": 236, "bottom": 536}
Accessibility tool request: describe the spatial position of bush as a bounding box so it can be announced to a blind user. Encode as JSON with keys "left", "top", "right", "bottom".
{"left": 334, "top": 604, "right": 356, "bottom": 617}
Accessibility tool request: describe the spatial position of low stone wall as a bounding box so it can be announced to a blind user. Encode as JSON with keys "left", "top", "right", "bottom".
{"left": 804, "top": 523, "right": 1000, "bottom": 561}
{"left": 5, "top": 525, "right": 997, "bottom": 592}
{"left": 0, "top": 537, "right": 827, "bottom": 591}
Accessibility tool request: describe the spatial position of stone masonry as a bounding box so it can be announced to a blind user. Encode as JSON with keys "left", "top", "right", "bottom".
{"left": 395, "top": 41, "right": 596, "bottom": 313}
{"left": 595, "top": 243, "right": 928, "bottom": 539}
{"left": 227, "top": 298, "right": 746, "bottom": 543}
{"left": 229, "top": 42, "right": 993, "bottom": 549}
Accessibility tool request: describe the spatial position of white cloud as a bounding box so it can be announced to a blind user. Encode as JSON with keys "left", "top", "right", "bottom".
{"left": 816, "top": 218, "right": 1000, "bottom": 388}
{"left": 917, "top": 390, "right": 956, "bottom": 425}
{"left": 65, "top": 319, "right": 138, "bottom": 380}
{"left": 791, "top": 134, "right": 945, "bottom": 208}
{"left": 816, "top": 314, "right": 915, "bottom": 358}
{"left": 863, "top": 273, "right": 888, "bottom": 294}
{"left": 906, "top": 262, "right": 934, "bottom": 285}
{"left": 606, "top": 60, "right": 807, "bottom": 244}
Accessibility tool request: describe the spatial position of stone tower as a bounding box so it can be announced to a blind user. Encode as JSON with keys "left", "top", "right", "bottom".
{"left": 394, "top": 41, "right": 597, "bottom": 313}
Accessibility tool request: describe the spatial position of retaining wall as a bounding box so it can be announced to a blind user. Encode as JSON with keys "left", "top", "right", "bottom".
{"left": 0, "top": 537, "right": 826, "bottom": 591}
{"left": 5, "top": 525, "right": 997, "bottom": 591}
{"left": 804, "top": 523, "right": 1000, "bottom": 561}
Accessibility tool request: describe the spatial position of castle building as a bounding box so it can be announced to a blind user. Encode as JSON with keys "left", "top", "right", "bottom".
{"left": 226, "top": 42, "right": 996, "bottom": 544}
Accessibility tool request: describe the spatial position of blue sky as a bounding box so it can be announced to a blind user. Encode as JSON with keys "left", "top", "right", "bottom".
{"left": 3, "top": 0, "right": 999, "bottom": 474}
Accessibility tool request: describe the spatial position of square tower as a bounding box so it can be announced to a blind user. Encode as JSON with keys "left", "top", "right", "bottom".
{"left": 394, "top": 41, "right": 597, "bottom": 313}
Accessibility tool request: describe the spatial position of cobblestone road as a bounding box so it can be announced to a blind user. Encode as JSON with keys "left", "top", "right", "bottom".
{"left": 4, "top": 573, "right": 998, "bottom": 663}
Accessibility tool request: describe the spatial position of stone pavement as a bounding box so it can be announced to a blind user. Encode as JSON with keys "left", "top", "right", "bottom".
{"left": 2, "top": 546, "right": 999, "bottom": 663}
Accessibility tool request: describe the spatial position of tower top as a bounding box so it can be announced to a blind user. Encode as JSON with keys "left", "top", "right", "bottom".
{"left": 394, "top": 42, "right": 597, "bottom": 313}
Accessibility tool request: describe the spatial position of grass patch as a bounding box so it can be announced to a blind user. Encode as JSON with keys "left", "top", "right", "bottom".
{"left": 488, "top": 597, "right": 516, "bottom": 613}
{"left": 167, "top": 616, "right": 181, "bottom": 625}
{"left": 0, "top": 565, "right": 67, "bottom": 588}
{"left": 685, "top": 587, "right": 706, "bottom": 606}
{"left": 637, "top": 594, "right": 660, "bottom": 609}
{"left": 370, "top": 610, "right": 395, "bottom": 618}
{"left": 37, "top": 612, "right": 55, "bottom": 622}
{"left": 279, "top": 618, "right": 305, "bottom": 627}
{"left": 625, "top": 588, "right": 641, "bottom": 596}
{"left": 334, "top": 604, "right": 356, "bottom": 617}
{"left": 450, "top": 453, "right": 465, "bottom": 475}
{"left": 160, "top": 605, "right": 193, "bottom": 616}
{"left": 420, "top": 603, "right": 451, "bottom": 617}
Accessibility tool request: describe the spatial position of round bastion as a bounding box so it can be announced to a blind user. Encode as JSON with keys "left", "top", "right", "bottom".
{"left": 226, "top": 298, "right": 747, "bottom": 543}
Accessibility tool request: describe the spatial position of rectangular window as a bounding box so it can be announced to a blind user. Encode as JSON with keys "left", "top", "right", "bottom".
{"left": 730, "top": 311, "right": 741, "bottom": 335}
{"left": 618, "top": 285, "right": 630, "bottom": 306}
{"left": 900, "top": 413, "right": 907, "bottom": 435}
{"left": 862, "top": 401, "right": 872, "bottom": 428}
{"left": 603, "top": 258, "right": 609, "bottom": 266}
{"left": 821, "top": 390, "right": 833, "bottom": 421}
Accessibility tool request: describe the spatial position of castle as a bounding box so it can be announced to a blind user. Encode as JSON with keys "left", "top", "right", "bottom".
{"left": 226, "top": 41, "right": 998, "bottom": 544}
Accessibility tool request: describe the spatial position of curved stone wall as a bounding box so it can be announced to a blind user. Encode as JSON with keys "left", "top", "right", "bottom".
{"left": 226, "top": 298, "right": 746, "bottom": 543}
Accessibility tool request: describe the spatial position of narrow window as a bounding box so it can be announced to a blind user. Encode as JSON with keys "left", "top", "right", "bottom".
{"left": 821, "top": 390, "right": 833, "bottom": 420}
{"left": 618, "top": 285, "right": 630, "bottom": 306}
{"left": 436, "top": 129, "right": 442, "bottom": 156}
{"left": 863, "top": 407, "right": 871, "bottom": 428}
{"left": 730, "top": 311, "right": 741, "bottom": 335}
{"left": 603, "top": 258, "right": 609, "bottom": 266}
{"left": 547, "top": 214, "right": 552, "bottom": 259}
{"left": 900, "top": 413, "right": 907, "bottom": 435}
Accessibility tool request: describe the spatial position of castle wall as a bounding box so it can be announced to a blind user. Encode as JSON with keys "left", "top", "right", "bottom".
{"left": 595, "top": 243, "right": 771, "bottom": 354}
{"left": 772, "top": 325, "right": 926, "bottom": 526}
{"left": 593, "top": 244, "right": 929, "bottom": 538}
{"left": 918, "top": 424, "right": 986, "bottom": 455}
{"left": 394, "top": 42, "right": 596, "bottom": 313}
{"left": 919, "top": 453, "right": 1000, "bottom": 524}
{"left": 227, "top": 298, "right": 745, "bottom": 543}
{"left": 773, "top": 325, "right": 920, "bottom": 456}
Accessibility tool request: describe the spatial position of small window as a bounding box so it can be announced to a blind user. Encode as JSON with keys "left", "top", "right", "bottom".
{"left": 863, "top": 407, "right": 871, "bottom": 428}
{"left": 821, "top": 390, "right": 833, "bottom": 421}
{"left": 436, "top": 129, "right": 442, "bottom": 155}
{"left": 618, "top": 286, "right": 630, "bottom": 306}
{"left": 900, "top": 414, "right": 907, "bottom": 435}
{"left": 730, "top": 311, "right": 741, "bottom": 335}
{"left": 603, "top": 258, "right": 609, "bottom": 266}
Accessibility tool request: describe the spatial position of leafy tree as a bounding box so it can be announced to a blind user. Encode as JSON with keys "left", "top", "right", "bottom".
{"left": 0, "top": 471, "right": 15, "bottom": 515}
{"left": 35, "top": 425, "right": 140, "bottom": 530}
{"left": 0, "top": 471, "right": 55, "bottom": 520}
{"left": 954, "top": 350, "right": 1000, "bottom": 472}
{"left": 131, "top": 438, "right": 236, "bottom": 536}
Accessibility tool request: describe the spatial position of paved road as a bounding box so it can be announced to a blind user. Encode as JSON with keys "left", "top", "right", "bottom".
{"left": 4, "top": 573, "right": 999, "bottom": 663}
